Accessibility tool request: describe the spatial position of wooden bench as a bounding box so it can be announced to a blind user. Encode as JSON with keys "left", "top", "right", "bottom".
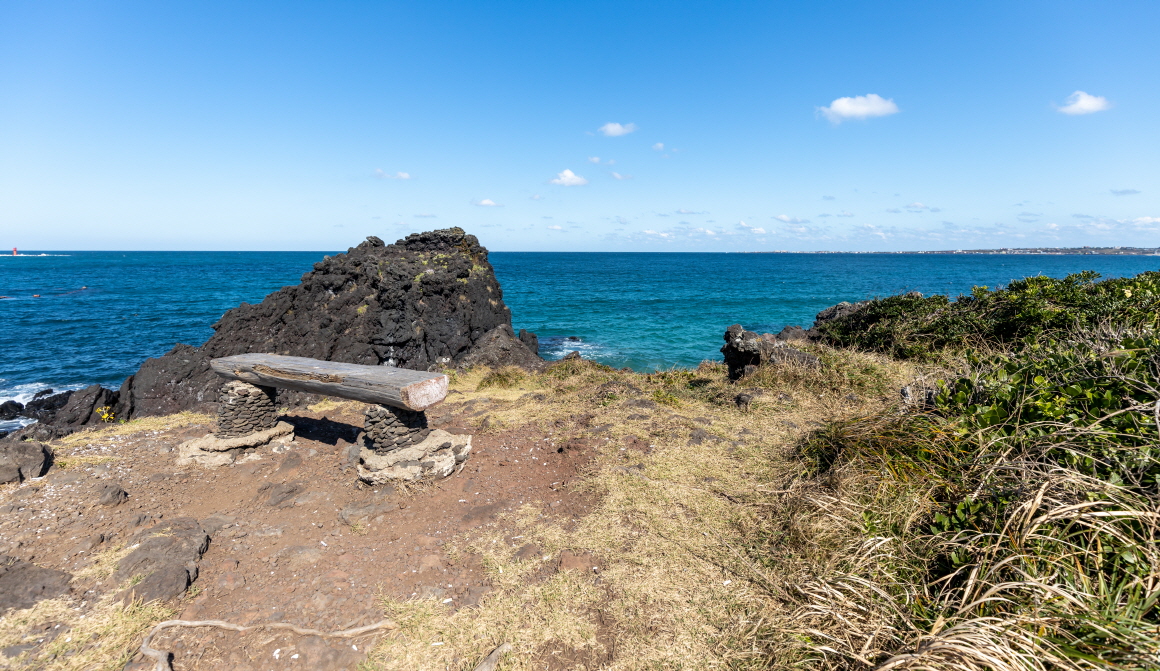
{"left": 195, "top": 354, "right": 467, "bottom": 481}
{"left": 209, "top": 354, "right": 448, "bottom": 411}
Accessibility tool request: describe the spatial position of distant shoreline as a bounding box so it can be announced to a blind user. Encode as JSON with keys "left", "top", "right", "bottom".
{"left": 738, "top": 246, "right": 1160, "bottom": 256}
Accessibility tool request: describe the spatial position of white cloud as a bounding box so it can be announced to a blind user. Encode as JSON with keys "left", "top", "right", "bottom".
{"left": 475, "top": 199, "right": 502, "bottom": 207}
{"left": 818, "top": 94, "right": 899, "bottom": 123}
{"left": 588, "top": 156, "right": 601, "bottom": 164}
{"left": 642, "top": 229, "right": 672, "bottom": 238}
{"left": 414, "top": 213, "right": 437, "bottom": 218}
{"left": 598, "top": 122, "right": 637, "bottom": 137}
{"left": 774, "top": 214, "right": 810, "bottom": 224}
{"left": 549, "top": 169, "right": 588, "bottom": 186}
{"left": 530, "top": 194, "right": 544, "bottom": 200}
{"left": 836, "top": 211, "right": 854, "bottom": 218}
{"left": 1111, "top": 189, "right": 1140, "bottom": 196}
{"left": 547, "top": 225, "right": 563, "bottom": 230}
{"left": 375, "top": 169, "right": 412, "bottom": 179}
{"left": 1058, "top": 91, "right": 1111, "bottom": 115}
{"left": 676, "top": 208, "right": 705, "bottom": 214}
{"left": 611, "top": 172, "right": 632, "bottom": 180}
{"left": 652, "top": 142, "right": 664, "bottom": 151}
{"left": 903, "top": 202, "right": 940, "bottom": 213}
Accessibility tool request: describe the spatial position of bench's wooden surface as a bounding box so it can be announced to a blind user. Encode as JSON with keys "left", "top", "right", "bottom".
{"left": 209, "top": 354, "right": 448, "bottom": 411}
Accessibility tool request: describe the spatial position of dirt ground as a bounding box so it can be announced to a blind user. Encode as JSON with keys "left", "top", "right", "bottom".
{"left": 0, "top": 392, "right": 601, "bottom": 670}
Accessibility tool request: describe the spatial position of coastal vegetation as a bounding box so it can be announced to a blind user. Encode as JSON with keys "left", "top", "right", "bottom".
{"left": 365, "top": 270, "right": 1158, "bottom": 669}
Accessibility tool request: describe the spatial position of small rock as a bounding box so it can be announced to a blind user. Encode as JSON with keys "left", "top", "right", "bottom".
{"left": 261, "top": 482, "right": 304, "bottom": 507}
{"left": 97, "top": 483, "right": 128, "bottom": 506}
{"left": 557, "top": 551, "right": 598, "bottom": 573}
{"left": 514, "top": 543, "right": 542, "bottom": 562}
{"left": 199, "top": 514, "right": 237, "bottom": 536}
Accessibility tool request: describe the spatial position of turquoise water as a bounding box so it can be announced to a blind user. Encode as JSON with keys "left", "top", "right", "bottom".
{"left": 3, "top": 250, "right": 1158, "bottom": 430}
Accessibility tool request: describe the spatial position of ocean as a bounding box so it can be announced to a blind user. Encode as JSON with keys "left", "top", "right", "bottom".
{"left": 3, "top": 249, "right": 1158, "bottom": 433}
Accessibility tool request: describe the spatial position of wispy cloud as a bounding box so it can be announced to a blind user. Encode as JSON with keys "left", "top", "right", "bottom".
{"left": 886, "top": 208, "right": 902, "bottom": 214}
{"left": 549, "top": 169, "right": 589, "bottom": 186}
{"left": 375, "top": 169, "right": 412, "bottom": 179}
{"left": 1058, "top": 91, "right": 1111, "bottom": 115}
{"left": 652, "top": 142, "right": 664, "bottom": 151}
{"left": 737, "top": 221, "right": 766, "bottom": 234}
{"left": 530, "top": 194, "right": 544, "bottom": 200}
{"left": 588, "top": 156, "right": 601, "bottom": 164}
{"left": 818, "top": 94, "right": 899, "bottom": 123}
{"left": 611, "top": 172, "right": 632, "bottom": 180}
{"left": 676, "top": 208, "right": 705, "bottom": 215}
{"left": 836, "top": 211, "right": 854, "bottom": 218}
{"left": 598, "top": 122, "right": 637, "bottom": 137}
{"left": 903, "top": 202, "right": 941, "bottom": 213}
{"left": 1017, "top": 211, "right": 1041, "bottom": 223}
{"left": 414, "top": 213, "right": 437, "bottom": 218}
{"left": 547, "top": 225, "right": 563, "bottom": 231}
{"left": 475, "top": 199, "right": 502, "bottom": 207}
{"left": 822, "top": 195, "right": 836, "bottom": 201}
{"left": 1111, "top": 189, "right": 1140, "bottom": 196}
{"left": 774, "top": 214, "right": 810, "bottom": 224}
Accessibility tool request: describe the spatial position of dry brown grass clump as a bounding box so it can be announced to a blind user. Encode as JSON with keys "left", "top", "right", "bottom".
{"left": 362, "top": 347, "right": 923, "bottom": 670}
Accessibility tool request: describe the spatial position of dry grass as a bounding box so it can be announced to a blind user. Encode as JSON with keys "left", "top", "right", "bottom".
{"left": 52, "top": 411, "right": 212, "bottom": 448}
{"left": 362, "top": 347, "right": 923, "bottom": 670}
{"left": 308, "top": 397, "right": 359, "bottom": 414}
{"left": 0, "top": 544, "right": 176, "bottom": 670}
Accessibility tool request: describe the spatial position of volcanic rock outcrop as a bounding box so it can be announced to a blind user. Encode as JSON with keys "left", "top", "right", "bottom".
{"left": 721, "top": 324, "right": 821, "bottom": 380}
{"left": 109, "top": 228, "right": 539, "bottom": 419}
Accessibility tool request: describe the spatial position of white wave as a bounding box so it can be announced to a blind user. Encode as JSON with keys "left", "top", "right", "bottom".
{"left": 0, "top": 381, "right": 88, "bottom": 405}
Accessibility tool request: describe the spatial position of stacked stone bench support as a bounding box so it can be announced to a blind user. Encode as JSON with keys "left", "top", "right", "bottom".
{"left": 363, "top": 404, "right": 431, "bottom": 451}
{"left": 215, "top": 380, "right": 278, "bottom": 438}
{"left": 205, "top": 354, "right": 467, "bottom": 481}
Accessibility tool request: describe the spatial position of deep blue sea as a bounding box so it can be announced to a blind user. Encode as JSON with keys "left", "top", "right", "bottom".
{"left": 3, "top": 250, "right": 1159, "bottom": 432}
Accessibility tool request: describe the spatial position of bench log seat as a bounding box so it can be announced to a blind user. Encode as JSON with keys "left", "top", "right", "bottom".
{"left": 209, "top": 354, "right": 448, "bottom": 411}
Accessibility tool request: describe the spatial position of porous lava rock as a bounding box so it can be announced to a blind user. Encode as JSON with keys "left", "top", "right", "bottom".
{"left": 457, "top": 324, "right": 546, "bottom": 371}
{"left": 772, "top": 300, "right": 870, "bottom": 342}
{"left": 721, "top": 324, "right": 820, "bottom": 380}
{"left": 115, "top": 517, "right": 209, "bottom": 603}
{"left": 0, "top": 384, "right": 120, "bottom": 443}
{"left": 0, "top": 556, "right": 72, "bottom": 614}
{"left": 0, "top": 441, "right": 52, "bottom": 484}
{"left": 114, "top": 228, "right": 540, "bottom": 419}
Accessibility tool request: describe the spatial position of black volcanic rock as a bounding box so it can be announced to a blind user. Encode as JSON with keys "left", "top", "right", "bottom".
{"left": 721, "top": 324, "right": 820, "bottom": 380}
{"left": 116, "top": 228, "right": 535, "bottom": 418}
{"left": 459, "top": 325, "right": 545, "bottom": 371}
{"left": 0, "top": 401, "right": 22, "bottom": 421}
{"left": 0, "top": 441, "right": 53, "bottom": 484}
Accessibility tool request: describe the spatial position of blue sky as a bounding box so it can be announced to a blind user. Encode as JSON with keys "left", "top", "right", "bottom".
{"left": 1, "top": 1, "right": 1157, "bottom": 251}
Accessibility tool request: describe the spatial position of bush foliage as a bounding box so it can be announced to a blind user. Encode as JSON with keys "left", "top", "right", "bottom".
{"left": 818, "top": 270, "right": 1160, "bottom": 360}
{"left": 791, "top": 269, "right": 1160, "bottom": 669}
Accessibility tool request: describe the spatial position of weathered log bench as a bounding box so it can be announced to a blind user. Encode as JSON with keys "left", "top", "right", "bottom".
{"left": 178, "top": 354, "right": 470, "bottom": 481}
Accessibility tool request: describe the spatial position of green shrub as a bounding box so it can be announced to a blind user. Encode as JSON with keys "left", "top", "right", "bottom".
{"left": 802, "top": 329, "right": 1160, "bottom": 668}
{"left": 819, "top": 270, "right": 1160, "bottom": 360}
